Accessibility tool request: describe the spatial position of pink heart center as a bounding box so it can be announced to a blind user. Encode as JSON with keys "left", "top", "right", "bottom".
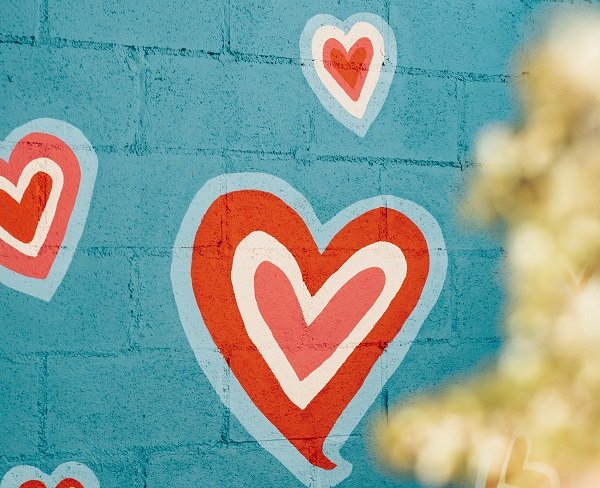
{"left": 254, "top": 261, "right": 386, "bottom": 380}
{"left": 323, "top": 37, "right": 374, "bottom": 101}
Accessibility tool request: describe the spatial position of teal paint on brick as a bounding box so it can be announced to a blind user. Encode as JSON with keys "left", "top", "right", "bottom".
{"left": 464, "top": 80, "right": 517, "bottom": 164}
{"left": 0, "top": 254, "right": 132, "bottom": 354}
{"left": 311, "top": 74, "right": 459, "bottom": 162}
{"left": 45, "top": 351, "right": 225, "bottom": 451}
{"left": 0, "top": 0, "right": 39, "bottom": 38}
{"left": 380, "top": 163, "right": 503, "bottom": 251}
{"left": 230, "top": 0, "right": 386, "bottom": 58}
{"left": 146, "top": 447, "right": 309, "bottom": 488}
{"left": 385, "top": 340, "right": 501, "bottom": 403}
{"left": 0, "top": 358, "right": 39, "bottom": 457}
{"left": 453, "top": 251, "right": 506, "bottom": 339}
{"left": 143, "top": 56, "right": 311, "bottom": 153}
{"left": 48, "top": 0, "right": 224, "bottom": 52}
{"left": 0, "top": 44, "right": 138, "bottom": 148}
{"left": 526, "top": 0, "right": 596, "bottom": 44}
{"left": 79, "top": 152, "right": 148, "bottom": 248}
{"left": 389, "top": 0, "right": 527, "bottom": 75}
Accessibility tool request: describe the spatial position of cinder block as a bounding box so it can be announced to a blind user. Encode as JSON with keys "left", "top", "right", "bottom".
{"left": 224, "top": 155, "right": 385, "bottom": 223}
{"left": 82, "top": 152, "right": 223, "bottom": 251}
{"left": 84, "top": 456, "right": 144, "bottom": 488}
{"left": 0, "top": 254, "right": 132, "bottom": 354}
{"left": 230, "top": 0, "right": 386, "bottom": 58}
{"left": 143, "top": 55, "right": 310, "bottom": 153}
{"left": 135, "top": 254, "right": 191, "bottom": 350}
{"left": 78, "top": 152, "right": 145, "bottom": 249}
{"left": 146, "top": 446, "right": 308, "bottom": 487}
{"left": 228, "top": 379, "right": 386, "bottom": 444}
{"left": 48, "top": 0, "right": 224, "bottom": 52}
{"left": 0, "top": 357, "right": 39, "bottom": 457}
{"left": 417, "top": 277, "right": 453, "bottom": 341}
{"left": 526, "top": 0, "right": 596, "bottom": 44}
{"left": 46, "top": 351, "right": 225, "bottom": 450}
{"left": 0, "top": 0, "right": 39, "bottom": 37}
{"left": 380, "top": 163, "right": 504, "bottom": 251}
{"left": 335, "top": 435, "right": 401, "bottom": 488}
{"left": 126, "top": 153, "right": 225, "bottom": 250}
{"left": 310, "top": 74, "right": 458, "bottom": 163}
{"left": 452, "top": 251, "right": 506, "bottom": 339}
{"left": 380, "top": 163, "right": 462, "bottom": 245}
{"left": 463, "top": 80, "right": 516, "bottom": 164}
{"left": 390, "top": 0, "right": 526, "bottom": 74}
{"left": 0, "top": 44, "right": 138, "bottom": 147}
{"left": 385, "top": 339, "right": 500, "bottom": 404}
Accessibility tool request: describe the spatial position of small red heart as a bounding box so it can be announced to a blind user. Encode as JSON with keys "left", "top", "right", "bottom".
{"left": 323, "top": 37, "right": 374, "bottom": 101}
{"left": 192, "top": 190, "right": 429, "bottom": 469}
{"left": 19, "top": 479, "right": 84, "bottom": 488}
{"left": 0, "top": 133, "right": 81, "bottom": 279}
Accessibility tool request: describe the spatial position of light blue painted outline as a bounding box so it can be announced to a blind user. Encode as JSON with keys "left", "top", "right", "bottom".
{"left": 0, "top": 119, "right": 98, "bottom": 301}
{"left": 0, "top": 462, "right": 100, "bottom": 488}
{"left": 171, "top": 173, "right": 447, "bottom": 487}
{"left": 300, "top": 13, "right": 398, "bottom": 137}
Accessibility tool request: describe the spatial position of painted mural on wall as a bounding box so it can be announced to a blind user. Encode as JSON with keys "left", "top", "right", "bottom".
{"left": 0, "top": 119, "right": 97, "bottom": 301}
{"left": 0, "top": 7, "right": 472, "bottom": 487}
{"left": 300, "top": 13, "right": 397, "bottom": 137}
{"left": 171, "top": 173, "right": 447, "bottom": 487}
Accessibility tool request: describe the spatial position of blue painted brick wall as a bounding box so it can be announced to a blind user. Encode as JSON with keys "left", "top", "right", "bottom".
{"left": 0, "top": 1, "right": 577, "bottom": 486}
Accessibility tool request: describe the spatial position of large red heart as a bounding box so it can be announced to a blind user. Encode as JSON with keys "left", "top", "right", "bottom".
{"left": 0, "top": 133, "right": 81, "bottom": 279}
{"left": 323, "top": 37, "right": 374, "bottom": 102}
{"left": 191, "top": 190, "right": 429, "bottom": 469}
{"left": 19, "top": 479, "right": 84, "bottom": 488}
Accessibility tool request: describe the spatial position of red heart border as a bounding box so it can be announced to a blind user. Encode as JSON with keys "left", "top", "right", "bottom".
{"left": 192, "top": 189, "right": 429, "bottom": 468}
{"left": 0, "top": 119, "right": 97, "bottom": 301}
{"left": 0, "top": 132, "right": 81, "bottom": 279}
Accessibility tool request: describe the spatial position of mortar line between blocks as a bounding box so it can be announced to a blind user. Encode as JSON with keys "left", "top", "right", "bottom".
{"left": 37, "top": 0, "right": 50, "bottom": 42}
{"left": 223, "top": 0, "right": 231, "bottom": 53}
{"left": 457, "top": 79, "right": 468, "bottom": 169}
{"left": 385, "top": 0, "right": 391, "bottom": 25}
{"left": 449, "top": 251, "right": 462, "bottom": 341}
{"left": 131, "top": 47, "right": 150, "bottom": 155}
{"left": 127, "top": 253, "right": 142, "bottom": 351}
{"left": 37, "top": 354, "right": 49, "bottom": 454}
{"left": 222, "top": 366, "right": 231, "bottom": 444}
{"left": 0, "top": 33, "right": 517, "bottom": 84}
{"left": 87, "top": 143, "right": 464, "bottom": 168}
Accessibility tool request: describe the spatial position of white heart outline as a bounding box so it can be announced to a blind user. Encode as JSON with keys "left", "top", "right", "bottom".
{"left": 311, "top": 22, "right": 385, "bottom": 119}
{"left": 300, "top": 13, "right": 397, "bottom": 137}
{"left": 0, "top": 462, "right": 100, "bottom": 488}
{"left": 171, "top": 173, "right": 447, "bottom": 487}
{"left": 233, "top": 231, "right": 407, "bottom": 409}
{"left": 0, "top": 119, "right": 98, "bottom": 301}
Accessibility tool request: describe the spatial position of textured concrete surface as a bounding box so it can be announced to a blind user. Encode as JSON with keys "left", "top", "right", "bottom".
{"left": 0, "top": 0, "right": 579, "bottom": 486}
